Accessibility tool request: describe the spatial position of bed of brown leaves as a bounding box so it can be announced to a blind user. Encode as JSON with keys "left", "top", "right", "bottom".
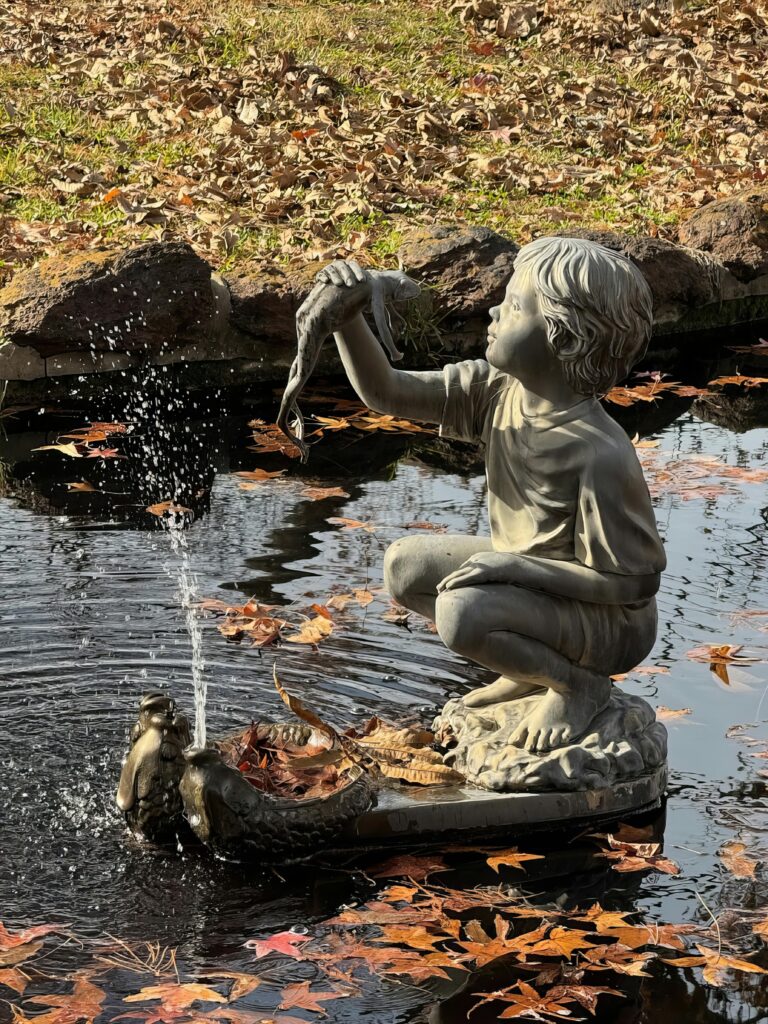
{"left": 1, "top": 0, "right": 766, "bottom": 282}
{"left": 3, "top": 826, "right": 768, "bottom": 1021}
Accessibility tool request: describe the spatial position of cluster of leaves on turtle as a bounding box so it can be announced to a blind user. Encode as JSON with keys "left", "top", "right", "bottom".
{"left": 216, "top": 672, "right": 463, "bottom": 800}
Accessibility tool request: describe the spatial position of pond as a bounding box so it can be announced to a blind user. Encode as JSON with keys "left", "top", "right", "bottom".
{"left": 1, "top": 334, "right": 768, "bottom": 1023}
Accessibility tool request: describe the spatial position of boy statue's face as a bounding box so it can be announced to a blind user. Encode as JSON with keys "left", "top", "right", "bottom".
{"left": 486, "top": 271, "right": 553, "bottom": 379}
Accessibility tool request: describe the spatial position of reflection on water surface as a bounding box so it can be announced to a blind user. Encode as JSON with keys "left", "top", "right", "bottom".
{"left": 1, "top": 346, "right": 768, "bottom": 1022}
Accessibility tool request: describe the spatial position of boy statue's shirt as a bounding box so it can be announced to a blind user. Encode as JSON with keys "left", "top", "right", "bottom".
{"left": 439, "top": 359, "right": 666, "bottom": 579}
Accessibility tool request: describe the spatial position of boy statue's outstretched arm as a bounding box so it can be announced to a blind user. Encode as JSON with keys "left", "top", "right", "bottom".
{"left": 334, "top": 313, "right": 446, "bottom": 424}
{"left": 321, "top": 260, "right": 446, "bottom": 425}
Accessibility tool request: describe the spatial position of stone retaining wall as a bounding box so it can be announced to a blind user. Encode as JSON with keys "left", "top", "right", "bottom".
{"left": 2, "top": 186, "right": 767, "bottom": 394}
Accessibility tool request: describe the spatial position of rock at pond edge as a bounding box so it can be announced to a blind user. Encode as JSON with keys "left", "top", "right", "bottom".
{"left": 0, "top": 241, "right": 219, "bottom": 358}
{"left": 678, "top": 184, "right": 768, "bottom": 282}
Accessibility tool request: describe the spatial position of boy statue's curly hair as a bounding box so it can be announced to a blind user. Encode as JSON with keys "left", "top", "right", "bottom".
{"left": 513, "top": 236, "right": 654, "bottom": 396}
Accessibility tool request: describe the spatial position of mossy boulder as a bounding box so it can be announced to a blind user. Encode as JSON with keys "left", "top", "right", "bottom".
{"left": 224, "top": 262, "right": 318, "bottom": 345}
{"left": 678, "top": 186, "right": 768, "bottom": 282}
{"left": 398, "top": 224, "right": 519, "bottom": 321}
{"left": 0, "top": 241, "right": 218, "bottom": 358}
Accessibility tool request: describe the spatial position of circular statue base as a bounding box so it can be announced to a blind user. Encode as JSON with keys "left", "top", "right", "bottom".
{"left": 433, "top": 689, "right": 667, "bottom": 793}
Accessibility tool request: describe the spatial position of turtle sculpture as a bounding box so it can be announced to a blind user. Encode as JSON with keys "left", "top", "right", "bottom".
{"left": 116, "top": 693, "right": 191, "bottom": 843}
{"left": 116, "top": 694, "right": 376, "bottom": 861}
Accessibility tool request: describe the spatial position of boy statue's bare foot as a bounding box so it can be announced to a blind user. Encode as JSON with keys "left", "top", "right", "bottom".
{"left": 510, "top": 676, "right": 612, "bottom": 753}
{"left": 463, "top": 677, "right": 544, "bottom": 708}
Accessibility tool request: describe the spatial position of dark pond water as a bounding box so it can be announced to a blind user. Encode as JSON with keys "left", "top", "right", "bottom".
{"left": 1, "top": 336, "right": 768, "bottom": 1022}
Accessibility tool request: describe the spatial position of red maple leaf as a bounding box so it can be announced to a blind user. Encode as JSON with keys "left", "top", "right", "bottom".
{"left": 244, "top": 930, "right": 312, "bottom": 959}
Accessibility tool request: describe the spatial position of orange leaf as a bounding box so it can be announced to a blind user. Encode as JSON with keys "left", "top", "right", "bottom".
{"left": 66, "top": 481, "right": 97, "bottom": 492}
{"left": 145, "top": 501, "right": 192, "bottom": 517}
{"left": 301, "top": 486, "right": 351, "bottom": 500}
{"left": 0, "top": 923, "right": 66, "bottom": 951}
{"left": 718, "top": 840, "right": 759, "bottom": 879}
{"left": 234, "top": 469, "right": 287, "bottom": 482}
{"left": 273, "top": 667, "right": 337, "bottom": 738}
{"left": 278, "top": 980, "right": 343, "bottom": 1015}
{"left": 327, "top": 517, "right": 376, "bottom": 532}
{"left": 486, "top": 848, "right": 545, "bottom": 872}
{"left": 285, "top": 614, "right": 335, "bottom": 645}
{"left": 0, "top": 967, "right": 27, "bottom": 994}
{"left": 27, "top": 972, "right": 105, "bottom": 1020}
{"left": 655, "top": 706, "right": 692, "bottom": 721}
{"left": 123, "top": 981, "right": 225, "bottom": 1011}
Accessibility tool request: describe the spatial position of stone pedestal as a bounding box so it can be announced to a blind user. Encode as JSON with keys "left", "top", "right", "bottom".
{"left": 341, "top": 691, "right": 668, "bottom": 845}
{"left": 433, "top": 690, "right": 667, "bottom": 793}
{"left": 344, "top": 765, "right": 667, "bottom": 843}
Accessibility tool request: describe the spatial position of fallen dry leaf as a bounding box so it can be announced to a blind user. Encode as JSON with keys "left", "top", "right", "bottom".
{"left": 0, "top": 967, "right": 28, "bottom": 995}
{"left": 664, "top": 944, "right": 768, "bottom": 986}
{"left": 486, "top": 848, "right": 546, "bottom": 873}
{"left": 32, "top": 443, "right": 82, "bottom": 458}
{"left": 300, "top": 486, "right": 351, "bottom": 500}
{"left": 277, "top": 981, "right": 344, "bottom": 1016}
{"left": 65, "top": 482, "right": 98, "bottom": 493}
{"left": 369, "top": 854, "right": 449, "bottom": 881}
{"left": 245, "top": 930, "right": 312, "bottom": 960}
{"left": 123, "top": 982, "right": 226, "bottom": 1011}
{"left": 655, "top": 706, "right": 692, "bottom": 721}
{"left": 327, "top": 517, "right": 377, "bottom": 532}
{"left": 285, "top": 614, "right": 335, "bottom": 645}
{"left": 234, "top": 468, "right": 287, "bottom": 486}
{"left": 718, "top": 840, "right": 760, "bottom": 879}
{"left": 145, "top": 501, "right": 192, "bottom": 517}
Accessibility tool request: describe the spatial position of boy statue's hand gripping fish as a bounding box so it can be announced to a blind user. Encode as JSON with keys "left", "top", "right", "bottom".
{"left": 277, "top": 269, "right": 421, "bottom": 462}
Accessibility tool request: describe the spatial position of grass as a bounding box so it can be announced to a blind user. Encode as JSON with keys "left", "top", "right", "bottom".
{"left": 0, "top": 0, "right": 756, "bottom": 278}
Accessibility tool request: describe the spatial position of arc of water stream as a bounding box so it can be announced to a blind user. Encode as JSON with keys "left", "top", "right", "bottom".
{"left": 167, "top": 519, "right": 207, "bottom": 748}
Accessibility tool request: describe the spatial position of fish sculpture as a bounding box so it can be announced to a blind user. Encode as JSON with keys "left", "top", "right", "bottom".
{"left": 277, "top": 268, "right": 420, "bottom": 461}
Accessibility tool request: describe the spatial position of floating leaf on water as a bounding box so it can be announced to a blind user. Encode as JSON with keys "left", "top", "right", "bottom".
{"left": 65, "top": 481, "right": 98, "bottom": 492}
{"left": 145, "top": 501, "right": 192, "bottom": 517}
{"left": 718, "top": 840, "right": 760, "bottom": 878}
{"left": 708, "top": 375, "right": 768, "bottom": 389}
{"left": 199, "top": 972, "right": 261, "bottom": 1001}
{"left": 486, "top": 848, "right": 546, "bottom": 873}
{"left": 655, "top": 706, "right": 692, "bottom": 720}
{"left": 664, "top": 944, "right": 768, "bottom": 986}
{"left": 245, "top": 930, "right": 312, "bottom": 960}
{"left": 0, "top": 967, "right": 27, "bottom": 995}
{"left": 327, "top": 517, "right": 377, "bottom": 532}
{"left": 631, "top": 434, "right": 661, "bottom": 448}
{"left": 0, "top": 940, "right": 43, "bottom": 967}
{"left": 32, "top": 442, "right": 82, "bottom": 458}
{"left": 301, "top": 486, "right": 351, "bottom": 500}
{"left": 123, "top": 981, "right": 226, "bottom": 1011}
{"left": 26, "top": 973, "right": 105, "bottom": 1019}
{"left": 278, "top": 980, "right": 345, "bottom": 1015}
{"left": 284, "top": 614, "right": 335, "bottom": 645}
{"left": 234, "top": 468, "right": 287, "bottom": 483}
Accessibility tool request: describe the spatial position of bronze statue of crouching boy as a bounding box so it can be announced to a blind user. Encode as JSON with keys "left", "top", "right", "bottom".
{"left": 314, "top": 237, "right": 666, "bottom": 755}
